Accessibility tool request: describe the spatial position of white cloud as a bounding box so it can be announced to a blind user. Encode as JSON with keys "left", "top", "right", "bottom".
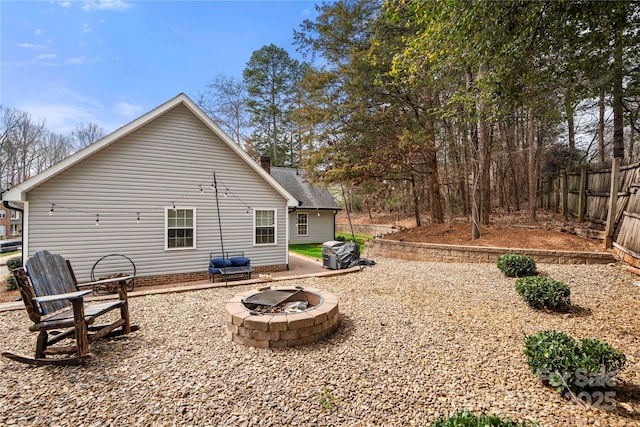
{"left": 20, "top": 103, "right": 100, "bottom": 135}
{"left": 66, "top": 57, "right": 84, "bottom": 65}
{"left": 113, "top": 102, "right": 143, "bottom": 117}
{"left": 65, "top": 56, "right": 100, "bottom": 65}
{"left": 58, "top": 1, "right": 71, "bottom": 8}
{"left": 82, "top": 0, "right": 132, "bottom": 12}
{"left": 82, "top": 23, "right": 91, "bottom": 33}
{"left": 18, "top": 88, "right": 108, "bottom": 134}
{"left": 17, "top": 43, "right": 45, "bottom": 49}
{"left": 34, "top": 53, "right": 57, "bottom": 61}
{"left": 34, "top": 28, "right": 45, "bottom": 36}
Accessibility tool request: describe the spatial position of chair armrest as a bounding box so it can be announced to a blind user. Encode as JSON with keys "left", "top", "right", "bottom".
{"left": 77, "top": 275, "right": 134, "bottom": 289}
{"left": 33, "top": 290, "right": 92, "bottom": 304}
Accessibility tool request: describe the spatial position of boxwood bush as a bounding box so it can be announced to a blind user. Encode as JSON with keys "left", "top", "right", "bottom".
{"left": 430, "top": 410, "right": 538, "bottom": 426}
{"left": 496, "top": 254, "right": 537, "bottom": 277}
{"left": 515, "top": 276, "right": 571, "bottom": 310}
{"left": 524, "top": 330, "right": 626, "bottom": 395}
{"left": 4, "top": 256, "right": 22, "bottom": 291}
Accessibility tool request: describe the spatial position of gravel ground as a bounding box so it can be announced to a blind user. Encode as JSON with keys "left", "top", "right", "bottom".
{"left": 0, "top": 258, "right": 638, "bottom": 426}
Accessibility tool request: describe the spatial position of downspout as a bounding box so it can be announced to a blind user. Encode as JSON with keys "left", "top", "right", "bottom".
{"left": 3, "top": 199, "right": 25, "bottom": 265}
{"left": 3, "top": 200, "right": 23, "bottom": 213}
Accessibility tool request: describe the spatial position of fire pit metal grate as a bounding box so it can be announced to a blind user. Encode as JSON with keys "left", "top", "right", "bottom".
{"left": 242, "top": 289, "right": 301, "bottom": 307}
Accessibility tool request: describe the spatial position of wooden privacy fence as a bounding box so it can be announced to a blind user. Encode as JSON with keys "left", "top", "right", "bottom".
{"left": 540, "top": 159, "right": 640, "bottom": 274}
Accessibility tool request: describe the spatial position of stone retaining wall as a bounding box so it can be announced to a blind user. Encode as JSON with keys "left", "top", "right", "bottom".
{"left": 364, "top": 239, "right": 616, "bottom": 265}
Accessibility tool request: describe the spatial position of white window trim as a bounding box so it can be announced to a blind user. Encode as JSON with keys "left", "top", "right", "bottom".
{"left": 297, "top": 212, "right": 309, "bottom": 237}
{"left": 253, "top": 208, "right": 277, "bottom": 246}
{"left": 164, "top": 207, "right": 197, "bottom": 251}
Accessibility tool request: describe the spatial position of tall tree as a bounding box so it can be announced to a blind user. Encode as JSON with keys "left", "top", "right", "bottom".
{"left": 198, "top": 74, "right": 248, "bottom": 145}
{"left": 243, "top": 44, "right": 304, "bottom": 166}
{"left": 71, "top": 122, "right": 104, "bottom": 151}
{"left": 295, "top": 0, "right": 446, "bottom": 225}
{"left": 0, "top": 106, "right": 22, "bottom": 189}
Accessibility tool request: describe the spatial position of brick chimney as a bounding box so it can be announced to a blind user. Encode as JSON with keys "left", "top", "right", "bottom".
{"left": 260, "top": 155, "right": 271, "bottom": 174}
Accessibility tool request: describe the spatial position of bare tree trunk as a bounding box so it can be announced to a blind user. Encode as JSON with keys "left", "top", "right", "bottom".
{"left": 472, "top": 165, "right": 481, "bottom": 240}
{"left": 410, "top": 174, "right": 421, "bottom": 227}
{"left": 479, "top": 120, "right": 491, "bottom": 225}
{"left": 565, "top": 96, "right": 575, "bottom": 157}
{"left": 272, "top": 116, "right": 278, "bottom": 165}
{"left": 598, "top": 88, "right": 605, "bottom": 163}
{"left": 466, "top": 67, "right": 481, "bottom": 239}
{"left": 424, "top": 93, "right": 444, "bottom": 224}
{"left": 612, "top": 21, "right": 625, "bottom": 160}
{"left": 477, "top": 63, "right": 491, "bottom": 225}
{"left": 528, "top": 108, "right": 537, "bottom": 223}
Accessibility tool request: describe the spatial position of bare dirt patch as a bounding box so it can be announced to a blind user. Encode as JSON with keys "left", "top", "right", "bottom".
{"left": 339, "top": 210, "right": 607, "bottom": 253}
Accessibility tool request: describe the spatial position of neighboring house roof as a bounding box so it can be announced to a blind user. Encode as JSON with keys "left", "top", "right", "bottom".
{"left": 270, "top": 167, "right": 341, "bottom": 210}
{"left": 2, "top": 93, "right": 298, "bottom": 207}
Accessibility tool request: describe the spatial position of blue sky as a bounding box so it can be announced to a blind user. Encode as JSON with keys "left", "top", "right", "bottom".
{"left": 1, "top": 0, "right": 318, "bottom": 135}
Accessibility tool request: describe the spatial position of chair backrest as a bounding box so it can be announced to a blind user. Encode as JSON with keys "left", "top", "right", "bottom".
{"left": 25, "top": 250, "right": 78, "bottom": 315}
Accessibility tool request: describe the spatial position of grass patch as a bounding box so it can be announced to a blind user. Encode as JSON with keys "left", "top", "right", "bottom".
{"left": 0, "top": 250, "right": 21, "bottom": 257}
{"left": 289, "top": 232, "right": 372, "bottom": 260}
{"left": 336, "top": 232, "right": 371, "bottom": 247}
{"left": 289, "top": 244, "right": 323, "bottom": 259}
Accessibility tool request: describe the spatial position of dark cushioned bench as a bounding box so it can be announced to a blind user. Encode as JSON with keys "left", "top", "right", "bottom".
{"left": 209, "top": 252, "right": 253, "bottom": 282}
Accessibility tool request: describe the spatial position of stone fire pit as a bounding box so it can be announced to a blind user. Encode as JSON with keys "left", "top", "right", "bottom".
{"left": 225, "top": 286, "right": 340, "bottom": 348}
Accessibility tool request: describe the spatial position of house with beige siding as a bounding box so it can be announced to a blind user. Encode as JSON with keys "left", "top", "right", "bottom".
{"left": 1, "top": 93, "right": 298, "bottom": 285}
{"left": 263, "top": 160, "right": 341, "bottom": 245}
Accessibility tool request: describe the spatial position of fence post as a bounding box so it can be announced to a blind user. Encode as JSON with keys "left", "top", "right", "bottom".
{"left": 578, "top": 164, "right": 587, "bottom": 223}
{"left": 561, "top": 170, "right": 568, "bottom": 220}
{"left": 604, "top": 157, "right": 621, "bottom": 249}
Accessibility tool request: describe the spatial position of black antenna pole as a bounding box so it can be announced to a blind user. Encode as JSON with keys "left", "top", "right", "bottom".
{"left": 213, "top": 172, "right": 228, "bottom": 287}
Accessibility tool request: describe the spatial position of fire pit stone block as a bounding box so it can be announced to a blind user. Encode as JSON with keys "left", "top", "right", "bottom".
{"left": 287, "top": 314, "right": 316, "bottom": 330}
{"left": 244, "top": 316, "right": 271, "bottom": 331}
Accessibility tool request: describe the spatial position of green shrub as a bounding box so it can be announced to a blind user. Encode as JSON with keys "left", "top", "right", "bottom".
{"left": 430, "top": 410, "right": 538, "bottom": 426}
{"left": 4, "top": 256, "right": 22, "bottom": 291}
{"left": 496, "top": 254, "right": 537, "bottom": 277}
{"left": 6, "top": 256, "right": 22, "bottom": 271}
{"left": 515, "top": 276, "right": 571, "bottom": 310}
{"left": 4, "top": 276, "right": 17, "bottom": 291}
{"left": 524, "top": 330, "right": 626, "bottom": 395}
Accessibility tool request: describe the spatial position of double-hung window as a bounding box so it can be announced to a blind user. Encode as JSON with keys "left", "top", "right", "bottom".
{"left": 297, "top": 213, "right": 308, "bottom": 236}
{"left": 254, "top": 209, "right": 276, "bottom": 245}
{"left": 166, "top": 208, "right": 196, "bottom": 250}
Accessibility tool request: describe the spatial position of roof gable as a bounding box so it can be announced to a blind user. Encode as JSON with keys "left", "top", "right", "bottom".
{"left": 2, "top": 93, "right": 297, "bottom": 207}
{"left": 270, "top": 167, "right": 341, "bottom": 210}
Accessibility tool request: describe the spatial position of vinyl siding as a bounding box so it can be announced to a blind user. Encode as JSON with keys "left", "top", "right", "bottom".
{"left": 26, "top": 104, "right": 288, "bottom": 282}
{"left": 288, "top": 210, "right": 336, "bottom": 244}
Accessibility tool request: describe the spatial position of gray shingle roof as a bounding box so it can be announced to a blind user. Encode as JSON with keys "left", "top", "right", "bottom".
{"left": 269, "top": 167, "right": 341, "bottom": 210}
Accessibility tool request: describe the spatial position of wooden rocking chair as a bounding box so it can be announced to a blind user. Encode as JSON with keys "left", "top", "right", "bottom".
{"left": 2, "top": 250, "right": 138, "bottom": 366}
